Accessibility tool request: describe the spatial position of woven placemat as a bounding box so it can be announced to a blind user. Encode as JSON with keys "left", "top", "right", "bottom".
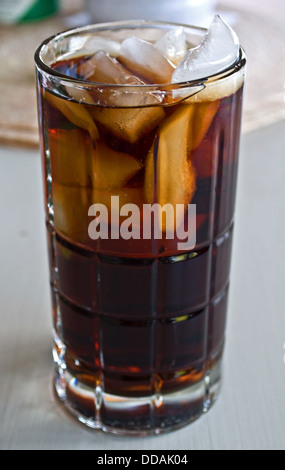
{"left": 0, "top": 4, "right": 284, "bottom": 148}
{"left": 0, "top": 16, "right": 74, "bottom": 148}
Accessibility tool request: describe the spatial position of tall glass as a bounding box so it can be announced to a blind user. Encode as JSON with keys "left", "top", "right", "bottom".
{"left": 35, "top": 21, "right": 246, "bottom": 436}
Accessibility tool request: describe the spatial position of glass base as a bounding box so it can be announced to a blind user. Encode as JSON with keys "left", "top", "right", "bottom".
{"left": 53, "top": 341, "right": 222, "bottom": 436}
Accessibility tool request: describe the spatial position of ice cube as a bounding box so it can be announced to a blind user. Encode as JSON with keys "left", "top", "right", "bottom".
{"left": 77, "top": 50, "right": 153, "bottom": 106}
{"left": 92, "top": 141, "right": 142, "bottom": 189}
{"left": 49, "top": 129, "right": 94, "bottom": 187}
{"left": 144, "top": 105, "right": 196, "bottom": 232}
{"left": 82, "top": 52, "right": 166, "bottom": 142}
{"left": 54, "top": 36, "right": 121, "bottom": 62}
{"left": 91, "top": 101, "right": 165, "bottom": 144}
{"left": 49, "top": 127, "right": 142, "bottom": 190}
{"left": 78, "top": 51, "right": 144, "bottom": 85}
{"left": 66, "top": 86, "right": 95, "bottom": 105}
{"left": 84, "top": 36, "right": 121, "bottom": 57}
{"left": 118, "top": 36, "right": 175, "bottom": 84}
{"left": 155, "top": 28, "right": 186, "bottom": 65}
{"left": 172, "top": 16, "right": 240, "bottom": 84}
{"left": 53, "top": 182, "right": 90, "bottom": 243}
{"left": 45, "top": 90, "right": 99, "bottom": 142}
{"left": 91, "top": 187, "right": 144, "bottom": 225}
{"left": 192, "top": 100, "right": 220, "bottom": 149}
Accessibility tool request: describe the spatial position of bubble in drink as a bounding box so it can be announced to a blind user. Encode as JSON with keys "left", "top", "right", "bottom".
{"left": 172, "top": 15, "right": 240, "bottom": 83}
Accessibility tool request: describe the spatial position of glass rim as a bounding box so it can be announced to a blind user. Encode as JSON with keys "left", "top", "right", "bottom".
{"left": 34, "top": 19, "right": 246, "bottom": 90}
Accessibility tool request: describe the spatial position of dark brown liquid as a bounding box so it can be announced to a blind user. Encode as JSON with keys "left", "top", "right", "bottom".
{"left": 38, "top": 55, "right": 243, "bottom": 427}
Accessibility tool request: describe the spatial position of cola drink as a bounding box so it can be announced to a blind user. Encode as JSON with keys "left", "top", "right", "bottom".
{"left": 36, "top": 18, "right": 246, "bottom": 434}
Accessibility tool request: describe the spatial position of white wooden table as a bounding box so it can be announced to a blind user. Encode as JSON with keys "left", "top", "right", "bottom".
{"left": 0, "top": 118, "right": 285, "bottom": 450}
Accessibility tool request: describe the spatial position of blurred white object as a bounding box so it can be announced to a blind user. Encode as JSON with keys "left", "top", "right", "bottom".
{"left": 0, "top": 0, "right": 58, "bottom": 24}
{"left": 85, "top": 0, "right": 217, "bottom": 27}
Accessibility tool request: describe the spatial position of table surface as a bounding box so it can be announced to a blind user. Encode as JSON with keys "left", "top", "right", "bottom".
{"left": 0, "top": 119, "right": 285, "bottom": 450}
